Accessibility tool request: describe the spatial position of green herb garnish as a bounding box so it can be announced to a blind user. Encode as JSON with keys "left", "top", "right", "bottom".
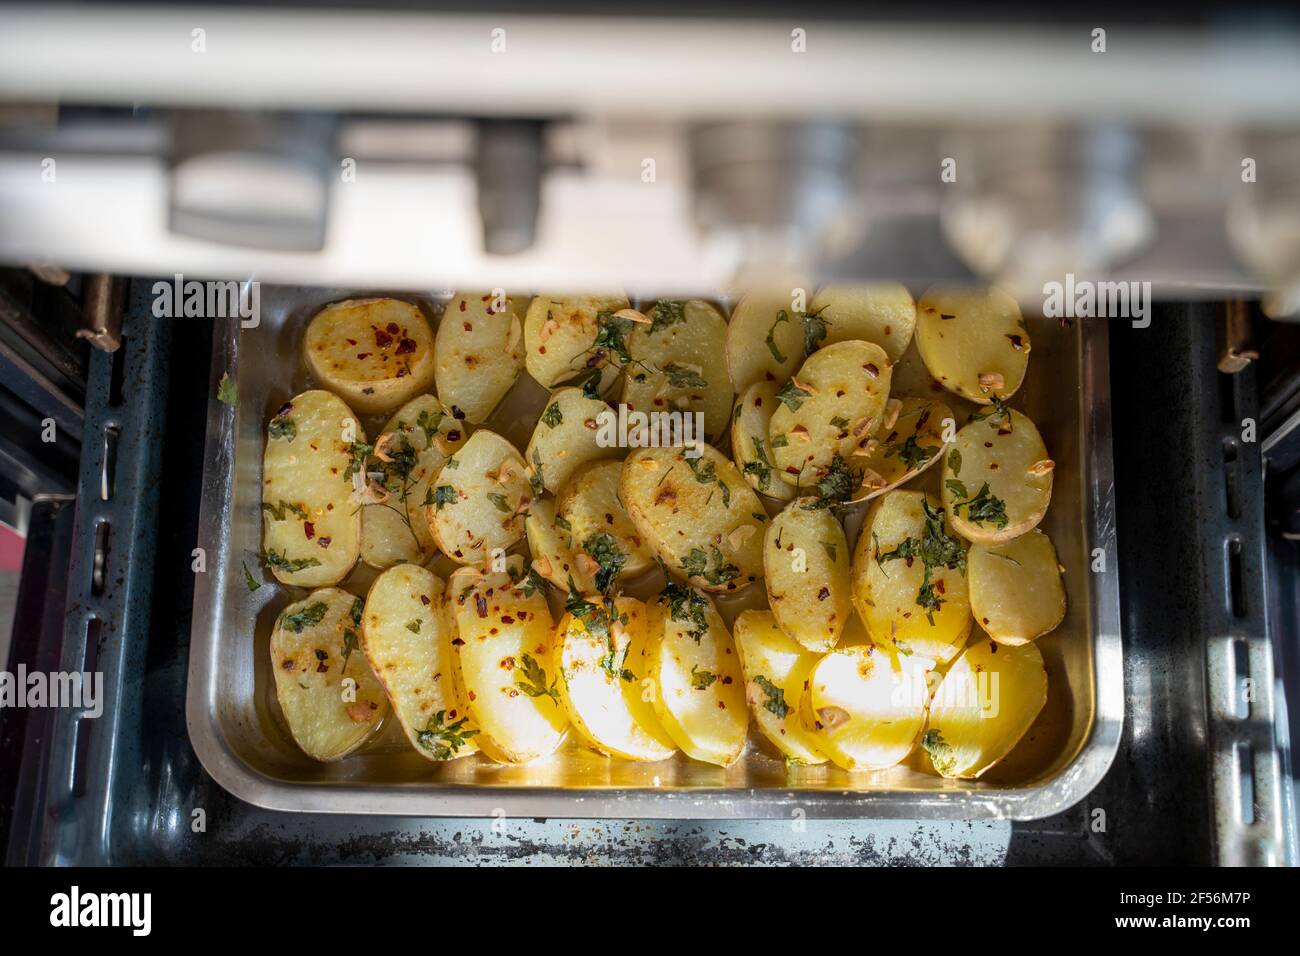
{"left": 754, "top": 674, "right": 789, "bottom": 718}
{"left": 416, "top": 709, "right": 479, "bottom": 759}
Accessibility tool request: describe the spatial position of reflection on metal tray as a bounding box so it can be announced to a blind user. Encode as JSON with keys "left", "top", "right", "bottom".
{"left": 186, "top": 286, "right": 1122, "bottom": 819}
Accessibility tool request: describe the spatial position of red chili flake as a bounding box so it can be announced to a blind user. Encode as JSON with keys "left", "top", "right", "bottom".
{"left": 584, "top": 418, "right": 598, "bottom": 430}
{"left": 1007, "top": 334, "right": 1024, "bottom": 350}
{"left": 517, "top": 610, "right": 528, "bottom": 620}
{"left": 864, "top": 363, "right": 879, "bottom": 377}
{"left": 277, "top": 401, "right": 293, "bottom": 417}
{"left": 304, "top": 522, "right": 315, "bottom": 540}
{"left": 448, "top": 430, "right": 461, "bottom": 441}
{"left": 501, "top": 615, "right": 515, "bottom": 624}
{"left": 315, "top": 649, "right": 328, "bottom": 661}
{"left": 452, "top": 637, "right": 465, "bottom": 646}
{"left": 396, "top": 338, "right": 417, "bottom": 355}
{"left": 386, "top": 322, "right": 400, "bottom": 334}
{"left": 373, "top": 329, "right": 393, "bottom": 348}
{"left": 475, "top": 594, "right": 488, "bottom": 618}
{"left": 935, "top": 579, "right": 946, "bottom": 594}
{"left": 817, "top": 587, "right": 830, "bottom": 601}
{"left": 281, "top": 659, "right": 295, "bottom": 671}
{"left": 346, "top": 338, "right": 357, "bottom": 346}
{"left": 989, "top": 642, "right": 998, "bottom": 653}
{"left": 753, "top": 396, "right": 763, "bottom": 407}
{"left": 997, "top": 427, "right": 1012, "bottom": 436}
{"left": 500, "top": 656, "right": 515, "bottom": 670}
{"left": 420, "top": 594, "right": 431, "bottom": 606}
{"left": 722, "top": 676, "right": 733, "bottom": 685}
{"left": 451, "top": 406, "right": 466, "bottom": 420}
{"left": 940, "top": 313, "right": 956, "bottom": 320}
{"left": 318, "top": 537, "right": 331, "bottom": 549}
{"left": 463, "top": 322, "right": 473, "bottom": 332}
{"left": 459, "top": 300, "right": 467, "bottom": 312}
{"left": 884, "top": 325, "right": 892, "bottom": 335}
{"left": 356, "top": 352, "right": 371, "bottom": 360}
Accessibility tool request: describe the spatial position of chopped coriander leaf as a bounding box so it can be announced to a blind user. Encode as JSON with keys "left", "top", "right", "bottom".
{"left": 416, "top": 709, "right": 479, "bottom": 759}
{"left": 951, "top": 481, "right": 1008, "bottom": 529}
{"left": 268, "top": 415, "right": 296, "bottom": 441}
{"left": 281, "top": 601, "right": 328, "bottom": 634}
{"left": 801, "top": 307, "right": 831, "bottom": 356}
{"left": 405, "top": 619, "right": 422, "bottom": 633}
{"left": 487, "top": 492, "right": 512, "bottom": 513}
{"left": 886, "top": 433, "right": 940, "bottom": 470}
{"left": 416, "top": 407, "right": 444, "bottom": 444}
{"left": 802, "top": 456, "right": 857, "bottom": 510}
{"left": 649, "top": 299, "right": 686, "bottom": 334}
{"left": 265, "top": 549, "right": 322, "bottom": 574}
{"left": 241, "top": 560, "right": 261, "bottom": 592}
{"left": 581, "top": 532, "right": 627, "bottom": 594}
{"left": 343, "top": 441, "right": 373, "bottom": 481}
{"left": 775, "top": 379, "right": 811, "bottom": 412}
{"left": 922, "top": 729, "right": 957, "bottom": 775}
{"left": 432, "top": 485, "right": 458, "bottom": 510}
{"left": 261, "top": 499, "right": 308, "bottom": 522}
{"left": 659, "top": 580, "right": 710, "bottom": 643}
{"left": 529, "top": 449, "right": 545, "bottom": 496}
{"left": 663, "top": 363, "right": 707, "bottom": 389}
{"left": 947, "top": 448, "right": 962, "bottom": 476}
{"left": 742, "top": 437, "right": 774, "bottom": 491}
{"left": 515, "top": 653, "right": 560, "bottom": 704}
{"left": 541, "top": 402, "right": 564, "bottom": 428}
{"left": 754, "top": 674, "right": 789, "bottom": 718}
{"left": 820, "top": 540, "right": 838, "bottom": 562}
{"left": 216, "top": 372, "right": 239, "bottom": 406}
{"left": 690, "top": 664, "right": 718, "bottom": 690}
{"left": 765, "top": 310, "right": 791, "bottom": 364}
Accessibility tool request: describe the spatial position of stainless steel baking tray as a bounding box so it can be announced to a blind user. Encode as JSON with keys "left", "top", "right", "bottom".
{"left": 187, "top": 286, "right": 1122, "bottom": 819}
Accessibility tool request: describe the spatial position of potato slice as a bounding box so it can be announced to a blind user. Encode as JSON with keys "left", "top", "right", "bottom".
{"left": 725, "top": 287, "right": 807, "bottom": 392}
{"left": 922, "top": 639, "right": 1047, "bottom": 778}
{"left": 361, "top": 564, "right": 478, "bottom": 760}
{"left": 915, "top": 286, "right": 1029, "bottom": 404}
{"left": 448, "top": 561, "right": 566, "bottom": 764}
{"left": 800, "top": 645, "right": 930, "bottom": 772}
{"left": 359, "top": 395, "right": 467, "bottom": 569}
{"left": 426, "top": 429, "right": 531, "bottom": 566}
{"left": 558, "top": 460, "right": 655, "bottom": 590}
{"left": 622, "top": 299, "right": 732, "bottom": 443}
{"left": 647, "top": 588, "right": 748, "bottom": 766}
{"left": 262, "top": 389, "right": 363, "bottom": 587}
{"left": 808, "top": 282, "right": 916, "bottom": 362}
{"left": 853, "top": 490, "right": 972, "bottom": 667}
{"left": 620, "top": 445, "right": 765, "bottom": 594}
{"left": 524, "top": 497, "right": 590, "bottom": 593}
{"left": 524, "top": 386, "right": 620, "bottom": 497}
{"left": 303, "top": 298, "right": 437, "bottom": 415}
{"left": 763, "top": 498, "right": 851, "bottom": 652}
{"left": 554, "top": 595, "right": 677, "bottom": 761}
{"left": 270, "top": 587, "right": 388, "bottom": 761}
{"left": 940, "top": 407, "right": 1053, "bottom": 544}
{"left": 434, "top": 291, "right": 525, "bottom": 424}
{"left": 968, "top": 529, "right": 1066, "bottom": 645}
{"left": 769, "top": 340, "right": 893, "bottom": 487}
{"left": 732, "top": 610, "right": 827, "bottom": 765}
{"left": 848, "top": 397, "right": 953, "bottom": 502}
{"left": 731, "top": 381, "right": 796, "bottom": 502}
{"left": 523, "top": 293, "right": 629, "bottom": 395}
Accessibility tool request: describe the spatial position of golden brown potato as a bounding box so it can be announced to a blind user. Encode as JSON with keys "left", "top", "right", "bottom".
{"left": 915, "top": 286, "right": 1029, "bottom": 405}
{"left": 968, "top": 529, "right": 1066, "bottom": 645}
{"left": 523, "top": 293, "right": 629, "bottom": 395}
{"left": 619, "top": 444, "right": 766, "bottom": 594}
{"left": 732, "top": 610, "right": 827, "bottom": 764}
{"left": 262, "top": 389, "right": 364, "bottom": 587}
{"left": 361, "top": 564, "right": 478, "bottom": 760}
{"left": 426, "top": 429, "right": 531, "bottom": 566}
{"left": 304, "top": 298, "right": 437, "bottom": 414}
{"left": 852, "top": 490, "right": 972, "bottom": 666}
{"left": 731, "top": 382, "right": 796, "bottom": 502}
{"left": 808, "top": 282, "right": 916, "bottom": 362}
{"left": 940, "top": 406, "right": 1053, "bottom": 544}
{"left": 557, "top": 460, "right": 655, "bottom": 590}
{"left": 922, "top": 639, "right": 1047, "bottom": 778}
{"left": 762, "top": 498, "right": 852, "bottom": 652}
{"left": 524, "top": 386, "right": 621, "bottom": 496}
{"left": 725, "top": 286, "right": 808, "bottom": 393}
{"left": 848, "top": 396, "right": 953, "bottom": 502}
{"left": 271, "top": 587, "right": 388, "bottom": 761}
{"left": 434, "top": 291, "right": 525, "bottom": 424}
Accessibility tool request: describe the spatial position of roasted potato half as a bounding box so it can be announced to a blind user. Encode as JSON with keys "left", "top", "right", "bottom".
{"left": 524, "top": 386, "right": 621, "bottom": 496}
{"left": 725, "top": 286, "right": 808, "bottom": 393}
{"left": 361, "top": 564, "right": 478, "bottom": 761}
{"left": 553, "top": 595, "right": 677, "bottom": 761}
{"left": 968, "top": 529, "right": 1066, "bottom": 645}
{"left": 622, "top": 299, "right": 733, "bottom": 443}
{"left": 448, "top": 560, "right": 567, "bottom": 764}
{"left": 922, "top": 639, "right": 1047, "bottom": 778}
{"left": 915, "top": 286, "right": 1029, "bottom": 404}
{"left": 558, "top": 460, "right": 655, "bottom": 590}
{"left": 262, "top": 389, "right": 364, "bottom": 587}
{"left": 800, "top": 645, "right": 931, "bottom": 772}
{"left": 523, "top": 293, "right": 629, "bottom": 395}
{"left": 849, "top": 396, "right": 953, "bottom": 502}
{"left": 434, "top": 291, "right": 525, "bottom": 424}
{"left": 303, "top": 297, "right": 437, "bottom": 415}
{"left": 808, "top": 282, "right": 916, "bottom": 362}
{"left": 763, "top": 498, "right": 852, "bottom": 652}
{"left": 647, "top": 588, "right": 748, "bottom": 766}
{"left": 853, "top": 490, "right": 972, "bottom": 667}
{"left": 940, "top": 407, "right": 1053, "bottom": 544}
{"left": 359, "top": 395, "right": 467, "bottom": 569}
{"left": 731, "top": 381, "right": 796, "bottom": 502}
{"left": 769, "top": 340, "right": 893, "bottom": 487}
{"left": 732, "top": 610, "right": 827, "bottom": 765}
{"left": 426, "top": 429, "right": 531, "bottom": 566}
{"left": 620, "top": 445, "right": 766, "bottom": 594}
{"left": 271, "top": 587, "right": 388, "bottom": 761}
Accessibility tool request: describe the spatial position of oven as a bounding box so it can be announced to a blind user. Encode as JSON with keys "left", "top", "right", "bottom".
{"left": 0, "top": 2, "right": 1296, "bottom": 868}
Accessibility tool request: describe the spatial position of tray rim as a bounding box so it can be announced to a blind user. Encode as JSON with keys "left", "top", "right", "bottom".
{"left": 185, "top": 310, "right": 1123, "bottom": 821}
